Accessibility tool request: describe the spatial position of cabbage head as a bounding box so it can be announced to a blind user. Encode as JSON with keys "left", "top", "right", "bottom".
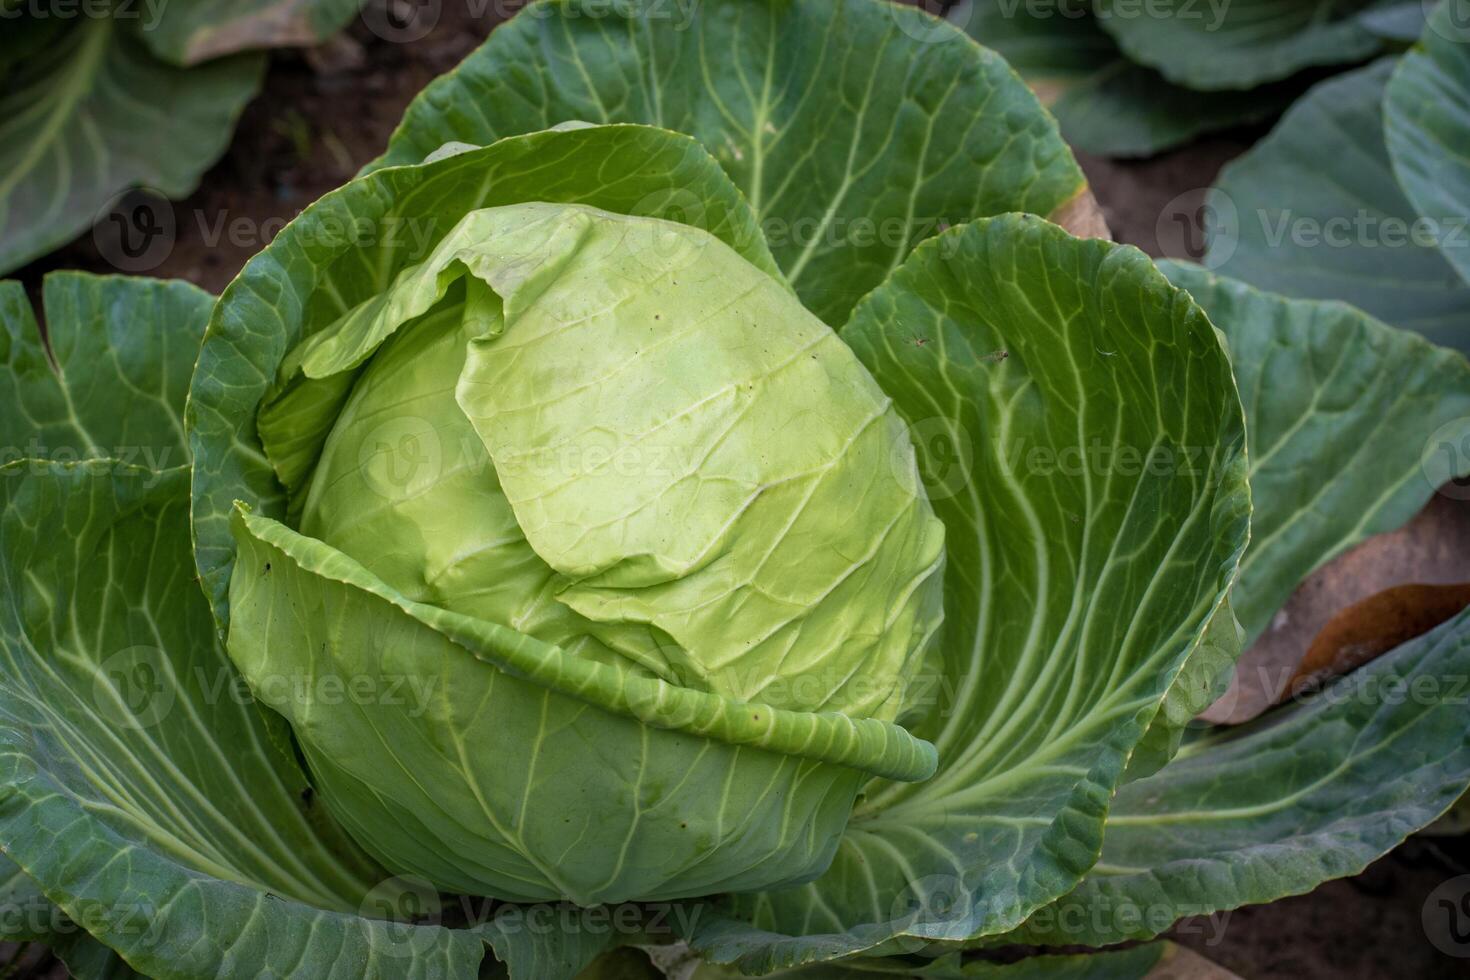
{"left": 223, "top": 198, "right": 946, "bottom": 904}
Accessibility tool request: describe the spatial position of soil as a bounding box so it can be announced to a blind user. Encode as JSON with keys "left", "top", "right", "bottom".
{"left": 9, "top": 3, "right": 1470, "bottom": 978}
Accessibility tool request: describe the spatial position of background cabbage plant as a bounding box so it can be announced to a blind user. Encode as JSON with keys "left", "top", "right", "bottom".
{"left": 953, "top": 0, "right": 1431, "bottom": 158}
{"left": 1196, "top": 0, "right": 1470, "bottom": 351}
{"left": 0, "top": 0, "right": 362, "bottom": 276}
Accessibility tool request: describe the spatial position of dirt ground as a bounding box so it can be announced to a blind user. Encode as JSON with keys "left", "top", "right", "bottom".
{"left": 11, "top": 3, "right": 1470, "bottom": 978}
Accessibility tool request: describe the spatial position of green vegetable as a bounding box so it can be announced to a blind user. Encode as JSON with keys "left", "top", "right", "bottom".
{"left": 230, "top": 200, "right": 947, "bottom": 903}
{"left": 0, "top": 3, "right": 1467, "bottom": 978}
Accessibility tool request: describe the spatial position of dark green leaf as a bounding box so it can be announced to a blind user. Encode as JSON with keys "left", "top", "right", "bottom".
{"left": 1162, "top": 261, "right": 1470, "bottom": 641}
{"left": 1095, "top": 0, "right": 1383, "bottom": 90}
{"left": 372, "top": 0, "right": 1087, "bottom": 325}
{"left": 1205, "top": 59, "right": 1470, "bottom": 350}
{"left": 0, "top": 19, "right": 261, "bottom": 275}
{"left": 1385, "top": 0, "right": 1470, "bottom": 288}
{"left": 1001, "top": 605, "right": 1470, "bottom": 946}
{"left": 687, "top": 215, "right": 1250, "bottom": 972}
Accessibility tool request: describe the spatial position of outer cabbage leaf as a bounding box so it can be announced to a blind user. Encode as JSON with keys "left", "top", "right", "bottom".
{"left": 371, "top": 0, "right": 1088, "bottom": 326}
{"left": 983, "top": 263, "right": 1470, "bottom": 949}
{"left": 0, "top": 276, "right": 615, "bottom": 979}
{"left": 0, "top": 855, "right": 143, "bottom": 979}
{"left": 1385, "top": 0, "right": 1470, "bottom": 288}
{"left": 1161, "top": 262, "right": 1470, "bottom": 642}
{"left": 0, "top": 462, "right": 609, "bottom": 979}
{"left": 0, "top": 275, "right": 203, "bottom": 976}
{"left": 685, "top": 215, "right": 1251, "bottom": 972}
{"left": 1121, "top": 596, "right": 1241, "bottom": 782}
{"left": 142, "top": 0, "right": 364, "bottom": 65}
{"left": 0, "top": 272, "right": 210, "bottom": 469}
{"left": 1204, "top": 59, "right": 1470, "bottom": 350}
{"left": 0, "top": 853, "right": 56, "bottom": 944}
{"left": 189, "top": 123, "right": 784, "bottom": 626}
{"left": 1094, "top": 0, "right": 1384, "bottom": 90}
{"left": 0, "top": 16, "right": 262, "bottom": 275}
{"left": 998, "top": 605, "right": 1470, "bottom": 947}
